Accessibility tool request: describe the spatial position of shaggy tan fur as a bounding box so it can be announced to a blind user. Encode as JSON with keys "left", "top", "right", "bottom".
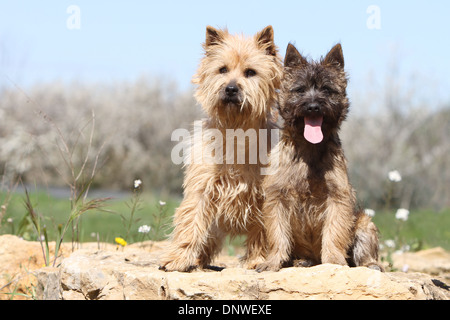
{"left": 256, "top": 43, "right": 383, "bottom": 272}
{"left": 160, "top": 26, "right": 282, "bottom": 272}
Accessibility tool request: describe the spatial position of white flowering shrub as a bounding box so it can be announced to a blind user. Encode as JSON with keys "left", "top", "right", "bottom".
{"left": 0, "top": 74, "right": 449, "bottom": 209}
{"left": 341, "top": 75, "right": 450, "bottom": 210}
{"left": 0, "top": 77, "right": 201, "bottom": 194}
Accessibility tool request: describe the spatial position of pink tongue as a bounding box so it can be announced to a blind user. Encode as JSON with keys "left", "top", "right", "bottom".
{"left": 304, "top": 116, "right": 323, "bottom": 144}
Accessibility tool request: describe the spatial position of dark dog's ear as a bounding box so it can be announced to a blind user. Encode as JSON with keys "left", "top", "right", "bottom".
{"left": 323, "top": 43, "right": 344, "bottom": 68}
{"left": 205, "top": 26, "right": 226, "bottom": 47}
{"left": 255, "top": 25, "right": 277, "bottom": 56}
{"left": 284, "top": 43, "right": 307, "bottom": 68}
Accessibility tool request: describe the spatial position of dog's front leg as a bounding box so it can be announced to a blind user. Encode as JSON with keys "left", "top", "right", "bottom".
{"left": 241, "top": 221, "right": 267, "bottom": 269}
{"left": 321, "top": 199, "right": 354, "bottom": 266}
{"left": 255, "top": 198, "right": 294, "bottom": 272}
{"left": 159, "top": 195, "right": 215, "bottom": 272}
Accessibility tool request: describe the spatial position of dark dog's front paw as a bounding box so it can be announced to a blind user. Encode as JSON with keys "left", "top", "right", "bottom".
{"left": 367, "top": 263, "right": 385, "bottom": 272}
{"left": 293, "top": 259, "right": 316, "bottom": 268}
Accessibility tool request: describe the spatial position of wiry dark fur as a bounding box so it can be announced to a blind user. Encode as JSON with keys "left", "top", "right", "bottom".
{"left": 256, "top": 43, "right": 383, "bottom": 272}
{"left": 280, "top": 43, "right": 349, "bottom": 147}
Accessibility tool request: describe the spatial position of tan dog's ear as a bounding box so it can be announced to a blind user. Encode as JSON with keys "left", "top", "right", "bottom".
{"left": 205, "top": 26, "right": 226, "bottom": 47}
{"left": 255, "top": 25, "right": 276, "bottom": 56}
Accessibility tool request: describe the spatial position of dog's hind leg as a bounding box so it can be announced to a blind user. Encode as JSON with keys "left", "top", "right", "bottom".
{"left": 350, "top": 212, "right": 384, "bottom": 272}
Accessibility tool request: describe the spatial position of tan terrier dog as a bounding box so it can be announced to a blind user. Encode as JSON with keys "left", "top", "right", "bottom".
{"left": 160, "top": 26, "right": 282, "bottom": 272}
{"left": 256, "top": 43, "right": 383, "bottom": 272}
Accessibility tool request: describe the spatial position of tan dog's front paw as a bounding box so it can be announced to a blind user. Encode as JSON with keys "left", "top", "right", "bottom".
{"left": 159, "top": 259, "right": 197, "bottom": 272}
{"left": 255, "top": 261, "right": 282, "bottom": 273}
{"left": 242, "top": 256, "right": 266, "bottom": 270}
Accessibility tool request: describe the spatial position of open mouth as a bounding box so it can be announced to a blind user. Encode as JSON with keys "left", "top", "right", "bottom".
{"left": 303, "top": 116, "right": 323, "bottom": 144}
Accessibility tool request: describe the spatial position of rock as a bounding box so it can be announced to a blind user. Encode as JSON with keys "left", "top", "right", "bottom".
{"left": 35, "top": 267, "right": 60, "bottom": 300}
{"left": 0, "top": 234, "right": 115, "bottom": 300}
{"left": 392, "top": 247, "right": 450, "bottom": 280}
{"left": 1, "top": 235, "right": 448, "bottom": 300}
{"left": 35, "top": 246, "right": 449, "bottom": 300}
{"left": 0, "top": 234, "right": 62, "bottom": 300}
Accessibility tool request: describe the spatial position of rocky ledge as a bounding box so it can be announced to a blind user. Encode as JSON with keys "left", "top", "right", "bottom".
{"left": 36, "top": 246, "right": 449, "bottom": 300}
{"left": 1, "top": 235, "right": 448, "bottom": 300}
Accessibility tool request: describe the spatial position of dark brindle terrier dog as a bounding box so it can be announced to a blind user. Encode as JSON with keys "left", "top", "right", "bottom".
{"left": 256, "top": 43, "right": 383, "bottom": 272}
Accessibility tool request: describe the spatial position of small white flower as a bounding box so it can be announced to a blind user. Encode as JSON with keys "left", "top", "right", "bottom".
{"left": 364, "top": 208, "right": 376, "bottom": 217}
{"left": 159, "top": 200, "right": 166, "bottom": 206}
{"left": 138, "top": 225, "right": 151, "bottom": 233}
{"left": 395, "top": 208, "right": 410, "bottom": 221}
{"left": 134, "top": 179, "right": 142, "bottom": 189}
{"left": 7, "top": 217, "right": 13, "bottom": 223}
{"left": 401, "top": 244, "right": 411, "bottom": 252}
{"left": 388, "top": 170, "right": 402, "bottom": 182}
{"left": 385, "top": 239, "right": 396, "bottom": 248}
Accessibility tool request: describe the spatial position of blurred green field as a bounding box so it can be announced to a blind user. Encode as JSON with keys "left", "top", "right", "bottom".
{"left": 372, "top": 209, "right": 450, "bottom": 251}
{"left": 0, "top": 190, "right": 180, "bottom": 245}
{"left": 1, "top": 190, "right": 449, "bottom": 251}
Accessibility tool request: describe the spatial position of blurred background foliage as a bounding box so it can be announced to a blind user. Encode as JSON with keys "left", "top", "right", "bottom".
{"left": 0, "top": 72, "right": 449, "bottom": 210}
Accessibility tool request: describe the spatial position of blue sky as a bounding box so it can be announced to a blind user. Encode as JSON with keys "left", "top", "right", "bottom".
{"left": 1, "top": 1, "right": 449, "bottom": 106}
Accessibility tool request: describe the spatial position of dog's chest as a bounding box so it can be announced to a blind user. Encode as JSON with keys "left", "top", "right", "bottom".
{"left": 294, "top": 169, "right": 329, "bottom": 230}
{"left": 212, "top": 170, "right": 263, "bottom": 232}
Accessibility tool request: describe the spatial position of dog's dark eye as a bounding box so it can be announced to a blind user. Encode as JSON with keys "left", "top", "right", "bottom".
{"left": 292, "top": 86, "right": 306, "bottom": 94}
{"left": 219, "top": 67, "right": 228, "bottom": 74}
{"left": 322, "top": 85, "right": 337, "bottom": 94}
{"left": 244, "top": 69, "right": 257, "bottom": 78}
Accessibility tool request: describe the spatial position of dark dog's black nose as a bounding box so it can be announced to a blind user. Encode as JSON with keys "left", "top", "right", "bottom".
{"left": 225, "top": 83, "right": 239, "bottom": 96}
{"left": 306, "top": 102, "right": 320, "bottom": 113}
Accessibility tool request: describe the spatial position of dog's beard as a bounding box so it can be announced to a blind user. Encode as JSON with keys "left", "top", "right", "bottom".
{"left": 220, "top": 92, "right": 244, "bottom": 111}
{"left": 199, "top": 85, "right": 269, "bottom": 127}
